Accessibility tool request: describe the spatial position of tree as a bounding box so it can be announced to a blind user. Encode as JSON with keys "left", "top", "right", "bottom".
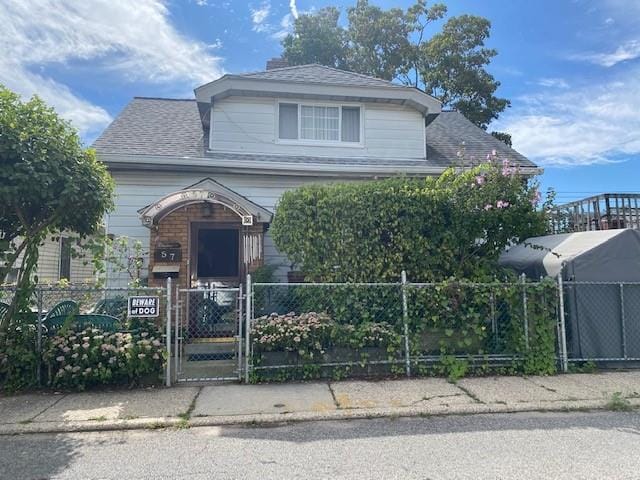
{"left": 281, "top": 7, "right": 348, "bottom": 68}
{"left": 345, "top": 1, "right": 413, "bottom": 81}
{"left": 0, "top": 85, "right": 114, "bottom": 331}
{"left": 282, "top": 1, "right": 510, "bottom": 130}
{"left": 419, "top": 15, "right": 510, "bottom": 129}
{"left": 491, "top": 131, "right": 512, "bottom": 147}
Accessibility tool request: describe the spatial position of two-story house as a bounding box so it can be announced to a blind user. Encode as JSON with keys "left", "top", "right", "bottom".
{"left": 85, "top": 62, "right": 538, "bottom": 290}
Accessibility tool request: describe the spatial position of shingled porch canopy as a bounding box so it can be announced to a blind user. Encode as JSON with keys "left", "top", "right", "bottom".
{"left": 138, "top": 178, "right": 272, "bottom": 288}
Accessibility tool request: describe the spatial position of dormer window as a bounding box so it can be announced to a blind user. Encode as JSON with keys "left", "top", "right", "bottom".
{"left": 278, "top": 102, "right": 361, "bottom": 144}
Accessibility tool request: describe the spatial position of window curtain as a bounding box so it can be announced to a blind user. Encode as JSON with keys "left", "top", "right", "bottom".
{"left": 341, "top": 107, "right": 360, "bottom": 142}
{"left": 301, "top": 106, "right": 339, "bottom": 141}
{"left": 279, "top": 103, "right": 298, "bottom": 139}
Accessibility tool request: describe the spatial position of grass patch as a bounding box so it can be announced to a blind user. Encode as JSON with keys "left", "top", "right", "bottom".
{"left": 88, "top": 416, "right": 107, "bottom": 422}
{"left": 606, "top": 392, "right": 632, "bottom": 412}
{"left": 176, "top": 418, "right": 190, "bottom": 430}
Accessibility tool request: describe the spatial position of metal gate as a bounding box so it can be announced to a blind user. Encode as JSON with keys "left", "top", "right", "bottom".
{"left": 173, "top": 285, "right": 243, "bottom": 382}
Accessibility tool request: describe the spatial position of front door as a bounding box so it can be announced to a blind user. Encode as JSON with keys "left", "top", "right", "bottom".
{"left": 187, "top": 223, "right": 241, "bottom": 338}
{"left": 191, "top": 223, "right": 241, "bottom": 287}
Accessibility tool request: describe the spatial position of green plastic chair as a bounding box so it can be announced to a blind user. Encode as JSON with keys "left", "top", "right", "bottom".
{"left": 0, "top": 302, "right": 9, "bottom": 325}
{"left": 91, "top": 297, "right": 127, "bottom": 318}
{"left": 75, "top": 314, "right": 120, "bottom": 332}
{"left": 43, "top": 300, "right": 79, "bottom": 333}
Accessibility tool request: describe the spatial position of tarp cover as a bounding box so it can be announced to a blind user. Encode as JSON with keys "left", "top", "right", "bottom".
{"left": 499, "top": 229, "right": 640, "bottom": 360}
{"left": 498, "top": 229, "right": 640, "bottom": 281}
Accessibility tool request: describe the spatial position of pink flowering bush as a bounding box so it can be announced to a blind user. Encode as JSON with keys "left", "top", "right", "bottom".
{"left": 44, "top": 327, "right": 165, "bottom": 390}
{"left": 251, "top": 312, "right": 401, "bottom": 359}
{"left": 252, "top": 312, "right": 334, "bottom": 359}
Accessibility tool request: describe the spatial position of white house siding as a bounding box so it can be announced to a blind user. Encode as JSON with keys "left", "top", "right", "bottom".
{"left": 38, "top": 237, "right": 96, "bottom": 284}
{"left": 210, "top": 96, "right": 426, "bottom": 160}
{"left": 10, "top": 236, "right": 95, "bottom": 285}
{"left": 105, "top": 170, "right": 344, "bottom": 285}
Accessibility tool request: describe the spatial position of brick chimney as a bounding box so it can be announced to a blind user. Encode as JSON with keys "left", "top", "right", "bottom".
{"left": 266, "top": 57, "right": 289, "bottom": 70}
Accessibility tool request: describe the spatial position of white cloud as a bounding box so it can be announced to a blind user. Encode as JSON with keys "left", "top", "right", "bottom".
{"left": 495, "top": 68, "right": 640, "bottom": 167}
{"left": 289, "top": 0, "right": 299, "bottom": 19}
{"left": 0, "top": 59, "right": 112, "bottom": 140}
{"left": 536, "top": 78, "right": 570, "bottom": 89}
{"left": 272, "top": 14, "right": 293, "bottom": 40}
{"left": 0, "top": 0, "right": 225, "bottom": 137}
{"left": 571, "top": 40, "right": 640, "bottom": 67}
{"left": 250, "top": 1, "right": 295, "bottom": 41}
{"left": 251, "top": 2, "right": 272, "bottom": 32}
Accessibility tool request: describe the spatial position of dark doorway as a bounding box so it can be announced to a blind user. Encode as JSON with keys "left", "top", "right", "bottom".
{"left": 196, "top": 228, "right": 239, "bottom": 279}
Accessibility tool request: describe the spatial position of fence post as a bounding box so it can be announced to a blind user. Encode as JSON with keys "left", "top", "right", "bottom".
{"left": 401, "top": 270, "right": 411, "bottom": 377}
{"left": 521, "top": 273, "right": 529, "bottom": 351}
{"left": 557, "top": 273, "right": 569, "bottom": 373}
{"left": 36, "top": 288, "right": 44, "bottom": 387}
{"left": 237, "top": 283, "right": 243, "bottom": 381}
{"left": 620, "top": 283, "right": 627, "bottom": 360}
{"left": 165, "top": 277, "right": 172, "bottom": 387}
{"left": 174, "top": 292, "right": 180, "bottom": 383}
{"left": 245, "top": 273, "right": 252, "bottom": 383}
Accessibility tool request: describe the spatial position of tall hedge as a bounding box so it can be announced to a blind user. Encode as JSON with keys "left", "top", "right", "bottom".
{"left": 271, "top": 161, "right": 546, "bottom": 282}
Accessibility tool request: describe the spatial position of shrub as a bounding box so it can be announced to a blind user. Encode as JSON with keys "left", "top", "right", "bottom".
{"left": 252, "top": 312, "right": 334, "bottom": 359}
{"left": 270, "top": 161, "right": 547, "bottom": 282}
{"left": 0, "top": 326, "right": 39, "bottom": 392}
{"left": 44, "top": 327, "right": 165, "bottom": 390}
{"left": 336, "top": 322, "right": 402, "bottom": 351}
{"left": 251, "top": 312, "right": 402, "bottom": 358}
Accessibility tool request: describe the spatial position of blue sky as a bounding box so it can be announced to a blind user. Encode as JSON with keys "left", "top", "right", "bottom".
{"left": 1, "top": 0, "right": 639, "bottom": 203}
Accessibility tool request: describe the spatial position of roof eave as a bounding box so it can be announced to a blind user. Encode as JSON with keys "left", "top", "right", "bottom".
{"left": 194, "top": 77, "right": 441, "bottom": 114}
{"left": 97, "top": 153, "right": 448, "bottom": 177}
{"left": 97, "top": 152, "right": 540, "bottom": 178}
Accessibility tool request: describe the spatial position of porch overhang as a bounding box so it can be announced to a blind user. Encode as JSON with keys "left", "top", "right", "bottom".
{"left": 137, "top": 178, "right": 273, "bottom": 228}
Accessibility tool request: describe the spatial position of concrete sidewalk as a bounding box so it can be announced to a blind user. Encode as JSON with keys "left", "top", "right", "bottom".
{"left": 2, "top": 372, "right": 640, "bottom": 435}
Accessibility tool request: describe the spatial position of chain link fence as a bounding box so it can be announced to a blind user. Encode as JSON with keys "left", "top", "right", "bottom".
{"left": 247, "top": 276, "right": 560, "bottom": 382}
{"left": 0, "top": 284, "right": 168, "bottom": 390}
{"left": 4, "top": 277, "right": 640, "bottom": 389}
{"left": 174, "top": 287, "right": 242, "bottom": 382}
{"left": 563, "top": 281, "right": 640, "bottom": 363}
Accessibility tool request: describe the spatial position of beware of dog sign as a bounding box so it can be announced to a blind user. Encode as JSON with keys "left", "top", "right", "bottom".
{"left": 127, "top": 296, "right": 159, "bottom": 318}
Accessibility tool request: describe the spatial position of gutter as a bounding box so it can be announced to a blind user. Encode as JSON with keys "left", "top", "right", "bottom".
{"left": 98, "top": 153, "right": 542, "bottom": 178}
{"left": 98, "top": 153, "right": 453, "bottom": 178}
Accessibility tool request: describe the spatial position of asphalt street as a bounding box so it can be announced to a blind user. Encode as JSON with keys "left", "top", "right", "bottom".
{"left": 2, "top": 411, "right": 640, "bottom": 479}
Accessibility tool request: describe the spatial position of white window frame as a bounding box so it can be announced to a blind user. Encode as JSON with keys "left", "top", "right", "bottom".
{"left": 276, "top": 100, "right": 365, "bottom": 148}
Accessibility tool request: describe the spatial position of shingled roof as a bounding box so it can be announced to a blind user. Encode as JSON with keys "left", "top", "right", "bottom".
{"left": 227, "top": 64, "right": 408, "bottom": 89}
{"left": 93, "top": 97, "right": 536, "bottom": 171}
{"left": 425, "top": 111, "right": 536, "bottom": 168}
{"left": 92, "top": 98, "right": 207, "bottom": 158}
